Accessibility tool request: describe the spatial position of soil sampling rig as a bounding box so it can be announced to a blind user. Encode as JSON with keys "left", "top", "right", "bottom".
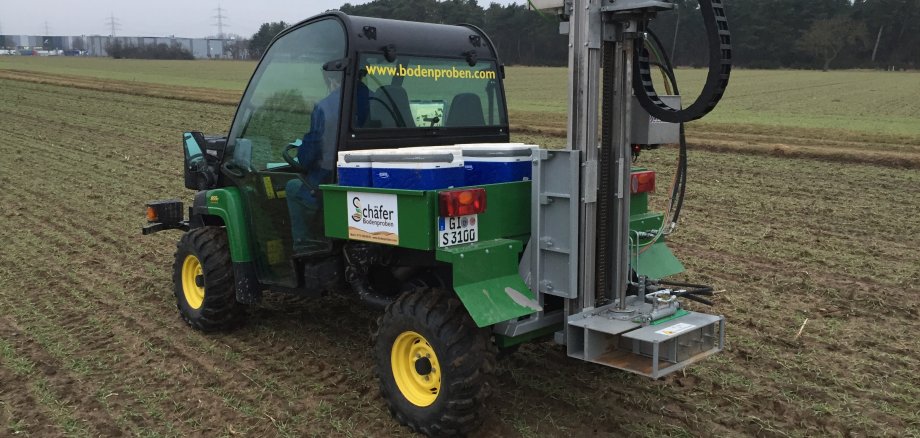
{"left": 144, "top": 0, "right": 731, "bottom": 434}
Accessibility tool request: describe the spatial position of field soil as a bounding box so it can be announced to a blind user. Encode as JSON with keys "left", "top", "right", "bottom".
{"left": 0, "top": 62, "right": 918, "bottom": 437}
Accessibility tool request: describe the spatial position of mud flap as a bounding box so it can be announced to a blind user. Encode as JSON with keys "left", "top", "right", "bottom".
{"left": 436, "top": 239, "right": 541, "bottom": 328}
{"left": 233, "top": 262, "right": 261, "bottom": 304}
{"left": 634, "top": 241, "right": 684, "bottom": 279}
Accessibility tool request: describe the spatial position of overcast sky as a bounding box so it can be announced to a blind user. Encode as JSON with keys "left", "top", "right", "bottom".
{"left": 0, "top": 0, "right": 522, "bottom": 38}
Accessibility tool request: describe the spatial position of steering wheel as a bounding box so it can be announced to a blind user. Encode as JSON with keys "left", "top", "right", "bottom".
{"left": 283, "top": 143, "right": 304, "bottom": 172}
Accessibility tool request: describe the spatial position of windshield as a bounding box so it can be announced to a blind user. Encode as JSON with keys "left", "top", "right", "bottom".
{"left": 353, "top": 54, "right": 506, "bottom": 130}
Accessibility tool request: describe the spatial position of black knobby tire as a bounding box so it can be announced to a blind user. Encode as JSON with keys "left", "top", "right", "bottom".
{"left": 172, "top": 226, "right": 245, "bottom": 331}
{"left": 374, "top": 288, "right": 496, "bottom": 436}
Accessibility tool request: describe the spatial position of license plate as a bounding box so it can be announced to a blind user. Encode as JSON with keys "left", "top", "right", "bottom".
{"left": 438, "top": 215, "right": 478, "bottom": 248}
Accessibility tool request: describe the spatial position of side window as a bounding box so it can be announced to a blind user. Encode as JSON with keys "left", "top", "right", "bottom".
{"left": 228, "top": 19, "right": 346, "bottom": 171}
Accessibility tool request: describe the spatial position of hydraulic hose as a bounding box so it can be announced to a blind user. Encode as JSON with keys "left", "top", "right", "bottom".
{"left": 633, "top": 0, "right": 732, "bottom": 123}
{"left": 656, "top": 280, "right": 714, "bottom": 305}
{"left": 635, "top": 29, "right": 687, "bottom": 243}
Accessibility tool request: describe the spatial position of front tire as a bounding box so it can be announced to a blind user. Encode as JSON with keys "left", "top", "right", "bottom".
{"left": 172, "top": 226, "right": 245, "bottom": 331}
{"left": 374, "top": 288, "right": 496, "bottom": 436}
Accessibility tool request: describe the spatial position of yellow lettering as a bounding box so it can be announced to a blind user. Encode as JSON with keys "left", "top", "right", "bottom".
{"left": 364, "top": 62, "right": 495, "bottom": 81}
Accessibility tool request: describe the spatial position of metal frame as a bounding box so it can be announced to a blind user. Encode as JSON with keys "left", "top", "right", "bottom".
{"left": 526, "top": 0, "right": 729, "bottom": 379}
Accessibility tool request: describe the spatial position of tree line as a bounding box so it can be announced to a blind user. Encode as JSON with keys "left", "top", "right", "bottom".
{"left": 106, "top": 40, "right": 194, "bottom": 60}
{"left": 245, "top": 0, "right": 920, "bottom": 70}
{"left": 652, "top": 0, "right": 920, "bottom": 70}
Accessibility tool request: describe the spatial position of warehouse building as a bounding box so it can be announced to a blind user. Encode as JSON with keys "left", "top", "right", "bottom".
{"left": 0, "top": 34, "right": 229, "bottom": 59}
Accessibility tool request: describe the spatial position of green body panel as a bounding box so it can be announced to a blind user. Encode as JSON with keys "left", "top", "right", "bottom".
{"left": 631, "top": 192, "right": 649, "bottom": 214}
{"left": 322, "top": 181, "right": 536, "bottom": 327}
{"left": 320, "top": 181, "right": 531, "bottom": 250}
{"left": 630, "top": 211, "right": 663, "bottom": 234}
{"left": 634, "top": 241, "right": 684, "bottom": 279}
{"left": 204, "top": 187, "right": 253, "bottom": 262}
{"left": 321, "top": 185, "right": 438, "bottom": 250}
{"left": 436, "top": 239, "right": 540, "bottom": 328}
{"left": 628, "top": 209, "right": 685, "bottom": 279}
{"left": 473, "top": 182, "right": 531, "bottom": 242}
{"left": 628, "top": 165, "right": 684, "bottom": 279}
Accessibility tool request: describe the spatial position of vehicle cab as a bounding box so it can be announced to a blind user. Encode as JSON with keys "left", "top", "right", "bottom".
{"left": 196, "top": 13, "right": 510, "bottom": 289}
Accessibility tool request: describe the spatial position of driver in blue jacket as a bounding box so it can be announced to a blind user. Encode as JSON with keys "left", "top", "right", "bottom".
{"left": 286, "top": 68, "right": 370, "bottom": 254}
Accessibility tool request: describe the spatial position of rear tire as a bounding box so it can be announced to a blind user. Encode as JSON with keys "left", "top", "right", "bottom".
{"left": 172, "top": 226, "right": 245, "bottom": 331}
{"left": 374, "top": 288, "right": 496, "bottom": 436}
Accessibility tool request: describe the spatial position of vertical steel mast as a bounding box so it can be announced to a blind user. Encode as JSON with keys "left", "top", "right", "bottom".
{"left": 527, "top": 0, "right": 727, "bottom": 377}
{"left": 568, "top": 0, "right": 658, "bottom": 312}
{"left": 566, "top": 0, "right": 602, "bottom": 314}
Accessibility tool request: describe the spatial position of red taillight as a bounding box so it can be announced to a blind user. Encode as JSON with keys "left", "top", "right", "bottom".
{"left": 439, "top": 188, "right": 487, "bottom": 217}
{"left": 631, "top": 170, "right": 656, "bottom": 194}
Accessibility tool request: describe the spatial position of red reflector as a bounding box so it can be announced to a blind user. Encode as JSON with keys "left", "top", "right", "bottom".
{"left": 439, "top": 188, "right": 487, "bottom": 217}
{"left": 631, "top": 171, "right": 656, "bottom": 194}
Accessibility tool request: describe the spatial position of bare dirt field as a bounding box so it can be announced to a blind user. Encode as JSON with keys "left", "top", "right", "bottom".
{"left": 0, "top": 61, "right": 918, "bottom": 437}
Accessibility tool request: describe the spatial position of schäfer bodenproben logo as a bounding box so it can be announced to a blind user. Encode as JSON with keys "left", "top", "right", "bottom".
{"left": 351, "top": 196, "right": 363, "bottom": 222}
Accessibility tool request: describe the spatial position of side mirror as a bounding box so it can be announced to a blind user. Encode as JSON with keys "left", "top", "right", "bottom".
{"left": 184, "top": 132, "right": 225, "bottom": 189}
{"left": 183, "top": 132, "right": 206, "bottom": 189}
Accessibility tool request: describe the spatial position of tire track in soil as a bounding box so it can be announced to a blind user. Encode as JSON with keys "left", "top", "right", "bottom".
{"left": 669, "top": 244, "right": 915, "bottom": 431}
{"left": 0, "top": 345, "right": 61, "bottom": 437}
{"left": 0, "top": 317, "right": 124, "bottom": 437}
{"left": 0, "top": 96, "right": 223, "bottom": 174}
{"left": 0, "top": 204, "right": 304, "bottom": 436}
{"left": 0, "top": 119, "right": 218, "bottom": 199}
{"left": 0, "top": 176, "right": 397, "bottom": 435}
{"left": 2, "top": 230, "right": 289, "bottom": 436}
{"left": 0, "top": 89, "right": 231, "bottom": 147}
{"left": 0, "top": 176, "right": 287, "bottom": 435}
{"left": 0, "top": 79, "right": 231, "bottom": 140}
{"left": 688, "top": 128, "right": 920, "bottom": 151}
{"left": 489, "top": 353, "right": 696, "bottom": 435}
{"left": 0, "top": 71, "right": 241, "bottom": 107}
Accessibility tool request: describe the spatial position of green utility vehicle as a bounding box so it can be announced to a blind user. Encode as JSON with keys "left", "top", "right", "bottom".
{"left": 145, "top": 2, "right": 732, "bottom": 435}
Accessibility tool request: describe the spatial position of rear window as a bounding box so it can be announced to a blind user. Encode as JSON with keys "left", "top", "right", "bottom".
{"left": 353, "top": 54, "right": 506, "bottom": 130}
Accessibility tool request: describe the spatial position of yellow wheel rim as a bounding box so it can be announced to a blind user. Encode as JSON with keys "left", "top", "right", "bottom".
{"left": 181, "top": 255, "right": 205, "bottom": 310}
{"left": 391, "top": 331, "right": 442, "bottom": 407}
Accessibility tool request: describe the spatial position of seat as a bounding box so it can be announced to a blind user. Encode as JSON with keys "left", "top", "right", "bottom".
{"left": 445, "top": 93, "right": 485, "bottom": 127}
{"left": 372, "top": 85, "right": 415, "bottom": 128}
